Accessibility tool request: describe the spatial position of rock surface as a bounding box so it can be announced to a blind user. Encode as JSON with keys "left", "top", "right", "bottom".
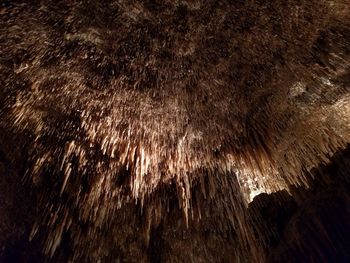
{"left": 0, "top": 1, "right": 349, "bottom": 262}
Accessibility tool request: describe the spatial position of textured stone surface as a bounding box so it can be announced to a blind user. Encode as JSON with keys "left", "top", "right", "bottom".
{"left": 0, "top": 1, "right": 349, "bottom": 262}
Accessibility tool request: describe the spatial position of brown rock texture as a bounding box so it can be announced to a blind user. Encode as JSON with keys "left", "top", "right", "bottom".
{"left": 0, "top": 1, "right": 349, "bottom": 262}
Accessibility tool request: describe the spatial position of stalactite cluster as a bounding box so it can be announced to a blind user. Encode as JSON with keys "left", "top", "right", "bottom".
{"left": 0, "top": 0, "right": 349, "bottom": 262}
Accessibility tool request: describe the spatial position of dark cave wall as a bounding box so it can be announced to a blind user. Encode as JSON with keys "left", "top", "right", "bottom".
{"left": 250, "top": 147, "right": 350, "bottom": 263}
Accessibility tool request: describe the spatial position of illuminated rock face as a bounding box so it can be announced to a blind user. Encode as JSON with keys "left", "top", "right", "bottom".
{"left": 0, "top": 1, "right": 349, "bottom": 262}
